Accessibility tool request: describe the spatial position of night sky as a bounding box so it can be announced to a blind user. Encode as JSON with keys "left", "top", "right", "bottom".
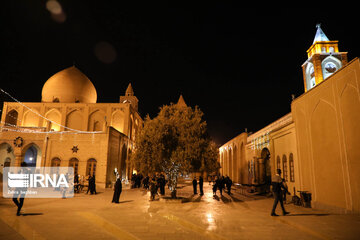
{"left": 1, "top": 3, "right": 360, "bottom": 145}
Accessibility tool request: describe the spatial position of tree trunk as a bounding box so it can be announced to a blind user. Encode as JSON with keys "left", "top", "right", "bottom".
{"left": 167, "top": 173, "right": 178, "bottom": 199}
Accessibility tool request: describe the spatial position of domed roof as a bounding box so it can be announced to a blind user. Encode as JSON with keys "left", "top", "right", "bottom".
{"left": 41, "top": 66, "right": 97, "bottom": 103}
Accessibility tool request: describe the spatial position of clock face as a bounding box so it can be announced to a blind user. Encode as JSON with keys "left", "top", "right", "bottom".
{"left": 325, "top": 62, "right": 337, "bottom": 73}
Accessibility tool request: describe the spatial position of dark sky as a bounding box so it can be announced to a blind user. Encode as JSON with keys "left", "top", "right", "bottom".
{"left": 1, "top": 3, "right": 360, "bottom": 145}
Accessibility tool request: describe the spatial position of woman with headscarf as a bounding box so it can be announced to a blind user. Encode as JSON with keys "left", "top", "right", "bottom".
{"left": 112, "top": 177, "right": 122, "bottom": 203}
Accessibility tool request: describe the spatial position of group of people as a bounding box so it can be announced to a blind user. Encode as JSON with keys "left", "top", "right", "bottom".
{"left": 192, "top": 176, "right": 204, "bottom": 195}
{"left": 148, "top": 174, "right": 167, "bottom": 200}
{"left": 127, "top": 173, "right": 168, "bottom": 201}
{"left": 11, "top": 165, "right": 292, "bottom": 217}
{"left": 209, "top": 175, "right": 233, "bottom": 197}
{"left": 130, "top": 173, "right": 144, "bottom": 188}
{"left": 71, "top": 174, "right": 96, "bottom": 194}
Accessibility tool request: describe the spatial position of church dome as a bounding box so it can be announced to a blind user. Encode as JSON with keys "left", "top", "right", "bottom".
{"left": 41, "top": 66, "right": 97, "bottom": 103}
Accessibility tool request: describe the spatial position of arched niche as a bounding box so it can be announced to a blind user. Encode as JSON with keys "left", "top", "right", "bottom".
{"left": 66, "top": 110, "right": 83, "bottom": 131}
{"left": 44, "top": 109, "right": 61, "bottom": 131}
{"left": 111, "top": 110, "right": 125, "bottom": 134}
{"left": 88, "top": 110, "right": 105, "bottom": 131}
{"left": 5, "top": 109, "right": 18, "bottom": 126}
{"left": 23, "top": 109, "right": 40, "bottom": 127}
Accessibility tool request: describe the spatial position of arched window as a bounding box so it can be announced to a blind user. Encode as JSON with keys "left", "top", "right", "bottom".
{"left": 276, "top": 156, "right": 281, "bottom": 171}
{"left": 305, "top": 63, "right": 316, "bottom": 91}
{"left": 51, "top": 158, "right": 61, "bottom": 174}
{"left": 51, "top": 157, "right": 61, "bottom": 167}
{"left": 282, "top": 155, "right": 288, "bottom": 181}
{"left": 86, "top": 158, "right": 97, "bottom": 177}
{"left": 289, "top": 153, "right": 295, "bottom": 182}
{"left": 69, "top": 158, "right": 79, "bottom": 175}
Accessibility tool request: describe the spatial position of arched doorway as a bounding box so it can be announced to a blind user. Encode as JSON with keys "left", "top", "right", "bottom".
{"left": 261, "top": 148, "right": 271, "bottom": 192}
{"left": 86, "top": 158, "right": 97, "bottom": 177}
{"left": 23, "top": 145, "right": 39, "bottom": 167}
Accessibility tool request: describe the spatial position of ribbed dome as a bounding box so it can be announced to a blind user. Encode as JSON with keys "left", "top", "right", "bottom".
{"left": 41, "top": 66, "right": 97, "bottom": 103}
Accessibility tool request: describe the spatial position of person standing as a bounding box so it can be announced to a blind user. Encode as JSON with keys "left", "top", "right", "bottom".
{"left": 199, "top": 176, "right": 204, "bottom": 195}
{"left": 218, "top": 176, "right": 224, "bottom": 196}
{"left": 86, "top": 174, "right": 91, "bottom": 194}
{"left": 149, "top": 178, "right": 157, "bottom": 201}
{"left": 112, "top": 177, "right": 122, "bottom": 203}
{"left": 159, "top": 174, "right": 166, "bottom": 195}
{"left": 213, "top": 176, "right": 218, "bottom": 197}
{"left": 226, "top": 176, "right": 232, "bottom": 195}
{"left": 271, "top": 169, "right": 290, "bottom": 216}
{"left": 192, "top": 177, "right": 197, "bottom": 195}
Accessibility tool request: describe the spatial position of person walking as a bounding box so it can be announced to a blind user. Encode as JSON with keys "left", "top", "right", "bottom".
{"left": 13, "top": 162, "right": 28, "bottom": 216}
{"left": 199, "top": 176, "right": 204, "bottom": 195}
{"left": 192, "top": 177, "right": 197, "bottom": 195}
{"left": 271, "top": 169, "right": 290, "bottom": 216}
{"left": 112, "top": 177, "right": 122, "bottom": 203}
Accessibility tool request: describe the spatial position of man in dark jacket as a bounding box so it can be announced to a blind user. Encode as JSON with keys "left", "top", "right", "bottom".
{"left": 271, "top": 169, "right": 290, "bottom": 216}
{"left": 112, "top": 177, "right": 122, "bottom": 203}
{"left": 159, "top": 174, "right": 166, "bottom": 195}
{"left": 218, "top": 176, "right": 225, "bottom": 196}
{"left": 199, "top": 176, "right": 204, "bottom": 195}
{"left": 192, "top": 177, "right": 197, "bottom": 195}
{"left": 13, "top": 162, "right": 28, "bottom": 216}
{"left": 225, "top": 176, "right": 232, "bottom": 195}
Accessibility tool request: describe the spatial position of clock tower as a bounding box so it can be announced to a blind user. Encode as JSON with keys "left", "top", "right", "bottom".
{"left": 302, "top": 24, "right": 348, "bottom": 92}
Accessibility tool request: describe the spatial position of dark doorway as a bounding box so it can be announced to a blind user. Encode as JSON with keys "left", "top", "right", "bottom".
{"left": 261, "top": 148, "right": 271, "bottom": 192}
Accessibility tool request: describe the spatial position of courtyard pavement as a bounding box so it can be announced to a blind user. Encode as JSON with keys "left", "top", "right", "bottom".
{"left": 1, "top": 180, "right": 360, "bottom": 240}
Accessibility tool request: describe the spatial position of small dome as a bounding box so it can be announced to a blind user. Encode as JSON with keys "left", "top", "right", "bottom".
{"left": 42, "top": 66, "right": 97, "bottom": 103}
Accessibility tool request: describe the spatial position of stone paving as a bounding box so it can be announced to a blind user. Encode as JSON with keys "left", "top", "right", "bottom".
{"left": 1, "top": 180, "right": 360, "bottom": 240}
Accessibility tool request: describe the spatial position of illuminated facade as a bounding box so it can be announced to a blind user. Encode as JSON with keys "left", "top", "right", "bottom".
{"left": 0, "top": 67, "right": 142, "bottom": 187}
{"left": 220, "top": 26, "right": 360, "bottom": 213}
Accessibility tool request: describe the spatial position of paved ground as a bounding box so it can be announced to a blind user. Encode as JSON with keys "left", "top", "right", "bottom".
{"left": 1, "top": 180, "right": 360, "bottom": 240}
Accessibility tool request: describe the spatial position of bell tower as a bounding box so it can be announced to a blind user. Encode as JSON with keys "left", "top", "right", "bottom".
{"left": 302, "top": 24, "right": 348, "bottom": 92}
{"left": 119, "top": 83, "right": 139, "bottom": 111}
